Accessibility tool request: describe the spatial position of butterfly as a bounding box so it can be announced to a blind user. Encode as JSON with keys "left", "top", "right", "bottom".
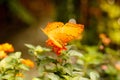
{"left": 42, "top": 22, "right": 84, "bottom": 48}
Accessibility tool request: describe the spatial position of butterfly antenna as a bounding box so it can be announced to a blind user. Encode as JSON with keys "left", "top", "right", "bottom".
{"left": 68, "top": 18, "right": 76, "bottom": 24}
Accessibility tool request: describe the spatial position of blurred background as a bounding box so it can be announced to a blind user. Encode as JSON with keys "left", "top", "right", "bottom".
{"left": 0, "top": 0, "right": 120, "bottom": 79}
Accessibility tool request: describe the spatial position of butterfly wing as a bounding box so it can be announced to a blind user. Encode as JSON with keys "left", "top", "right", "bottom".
{"left": 44, "top": 22, "right": 64, "bottom": 33}
{"left": 41, "top": 28, "right": 63, "bottom": 48}
{"left": 44, "top": 22, "right": 84, "bottom": 46}
{"left": 42, "top": 22, "right": 65, "bottom": 48}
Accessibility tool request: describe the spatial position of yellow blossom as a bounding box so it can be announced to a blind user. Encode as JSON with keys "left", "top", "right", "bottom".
{"left": 115, "top": 63, "right": 120, "bottom": 70}
{"left": 0, "top": 43, "right": 14, "bottom": 53}
{"left": 0, "top": 45, "right": 2, "bottom": 50}
{"left": 21, "top": 59, "right": 34, "bottom": 68}
{"left": 99, "top": 33, "right": 111, "bottom": 45}
{"left": 0, "top": 51, "right": 7, "bottom": 59}
{"left": 16, "top": 73, "right": 24, "bottom": 77}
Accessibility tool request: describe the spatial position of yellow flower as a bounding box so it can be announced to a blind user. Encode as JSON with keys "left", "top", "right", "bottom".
{"left": 16, "top": 73, "right": 24, "bottom": 77}
{"left": 0, "top": 43, "right": 14, "bottom": 53}
{"left": 0, "top": 45, "right": 2, "bottom": 50}
{"left": 115, "top": 63, "right": 120, "bottom": 70}
{"left": 21, "top": 59, "right": 34, "bottom": 68}
{"left": 0, "top": 51, "right": 7, "bottom": 59}
{"left": 99, "top": 33, "right": 111, "bottom": 45}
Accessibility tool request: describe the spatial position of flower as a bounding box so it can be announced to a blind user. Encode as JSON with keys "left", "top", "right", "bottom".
{"left": 99, "top": 45, "right": 104, "bottom": 50}
{"left": 21, "top": 59, "right": 34, "bottom": 68}
{"left": 99, "top": 33, "right": 111, "bottom": 45}
{"left": 0, "top": 43, "right": 14, "bottom": 53}
{"left": 115, "top": 62, "right": 120, "bottom": 70}
{"left": 16, "top": 73, "right": 24, "bottom": 77}
{"left": 46, "top": 39, "right": 66, "bottom": 55}
{"left": 101, "top": 65, "right": 108, "bottom": 70}
{"left": 0, "top": 51, "right": 7, "bottom": 59}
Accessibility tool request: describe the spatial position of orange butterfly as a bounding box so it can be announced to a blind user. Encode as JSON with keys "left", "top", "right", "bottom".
{"left": 42, "top": 22, "right": 84, "bottom": 55}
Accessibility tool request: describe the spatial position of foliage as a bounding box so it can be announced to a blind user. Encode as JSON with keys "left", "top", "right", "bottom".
{"left": 98, "top": 0, "right": 120, "bottom": 45}
{"left": 1, "top": 40, "right": 119, "bottom": 80}
{"left": 26, "top": 44, "right": 99, "bottom": 80}
{"left": 70, "top": 37, "right": 120, "bottom": 80}
{"left": 0, "top": 43, "right": 34, "bottom": 80}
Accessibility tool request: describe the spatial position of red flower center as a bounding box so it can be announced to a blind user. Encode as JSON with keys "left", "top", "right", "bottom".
{"left": 46, "top": 39, "right": 67, "bottom": 55}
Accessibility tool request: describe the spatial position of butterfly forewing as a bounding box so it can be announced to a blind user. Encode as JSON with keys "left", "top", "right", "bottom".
{"left": 44, "top": 22, "right": 64, "bottom": 33}
{"left": 47, "top": 22, "right": 84, "bottom": 43}
{"left": 43, "top": 22, "right": 84, "bottom": 47}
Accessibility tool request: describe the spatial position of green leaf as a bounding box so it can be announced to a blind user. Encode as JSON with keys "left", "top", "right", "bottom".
{"left": 47, "top": 73, "right": 60, "bottom": 80}
{"left": 72, "top": 76, "right": 80, "bottom": 80}
{"left": 18, "top": 64, "right": 29, "bottom": 71}
{"left": 79, "top": 77, "right": 90, "bottom": 80}
{"left": 63, "top": 63, "right": 73, "bottom": 75}
{"left": 89, "top": 72, "right": 99, "bottom": 80}
{"left": 62, "top": 75, "right": 71, "bottom": 80}
{"left": 84, "top": 52, "right": 104, "bottom": 65}
{"left": 45, "top": 63, "right": 56, "bottom": 72}
{"left": 35, "top": 46, "right": 43, "bottom": 53}
{"left": 32, "top": 78, "right": 41, "bottom": 80}
{"left": 2, "top": 73, "right": 14, "bottom": 79}
{"left": 25, "top": 44, "right": 35, "bottom": 49}
{"left": 68, "top": 50, "right": 83, "bottom": 58}
{"left": 15, "top": 77, "right": 24, "bottom": 80}
{"left": 77, "top": 59, "right": 84, "bottom": 65}
{"left": 11, "top": 52, "right": 21, "bottom": 59}
{"left": 0, "top": 56, "right": 13, "bottom": 69}
{"left": 105, "top": 65, "right": 117, "bottom": 75}
{"left": 42, "top": 47, "right": 51, "bottom": 52}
